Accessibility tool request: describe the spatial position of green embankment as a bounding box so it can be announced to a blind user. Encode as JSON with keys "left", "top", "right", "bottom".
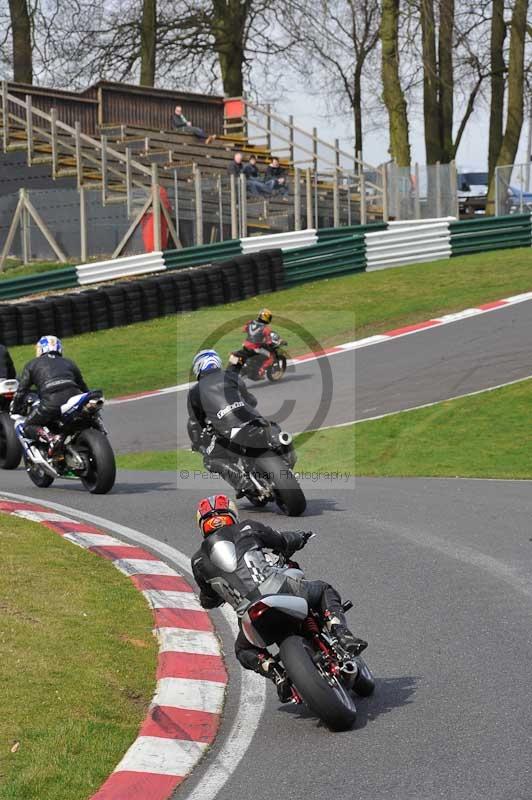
{"left": 0, "top": 514, "right": 157, "bottom": 800}
{"left": 0, "top": 260, "right": 76, "bottom": 281}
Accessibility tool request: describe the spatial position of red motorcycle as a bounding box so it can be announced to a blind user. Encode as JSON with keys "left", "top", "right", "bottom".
{"left": 228, "top": 331, "right": 288, "bottom": 382}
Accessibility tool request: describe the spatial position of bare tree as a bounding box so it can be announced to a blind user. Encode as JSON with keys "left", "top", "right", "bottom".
{"left": 381, "top": 0, "right": 411, "bottom": 166}
{"left": 140, "top": 0, "right": 156, "bottom": 86}
{"left": 488, "top": 0, "right": 506, "bottom": 179}
{"left": 8, "top": 0, "right": 32, "bottom": 82}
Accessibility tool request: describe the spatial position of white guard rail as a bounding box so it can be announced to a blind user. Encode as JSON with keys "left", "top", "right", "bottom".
{"left": 241, "top": 229, "right": 317, "bottom": 253}
{"left": 76, "top": 252, "right": 165, "bottom": 285}
{"left": 365, "top": 221, "right": 452, "bottom": 271}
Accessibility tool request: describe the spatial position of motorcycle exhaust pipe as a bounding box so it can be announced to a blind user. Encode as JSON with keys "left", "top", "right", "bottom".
{"left": 278, "top": 431, "right": 292, "bottom": 446}
{"left": 340, "top": 660, "right": 358, "bottom": 676}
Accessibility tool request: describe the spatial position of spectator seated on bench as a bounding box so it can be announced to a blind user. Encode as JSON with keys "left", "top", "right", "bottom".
{"left": 228, "top": 153, "right": 271, "bottom": 197}
{"left": 172, "top": 104, "right": 216, "bottom": 145}
{"left": 265, "top": 156, "right": 289, "bottom": 197}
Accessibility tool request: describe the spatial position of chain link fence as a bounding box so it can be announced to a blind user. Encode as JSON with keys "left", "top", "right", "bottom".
{"left": 494, "top": 163, "right": 532, "bottom": 216}
{"left": 384, "top": 162, "right": 458, "bottom": 220}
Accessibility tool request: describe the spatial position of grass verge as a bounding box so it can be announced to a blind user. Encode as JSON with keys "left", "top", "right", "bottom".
{"left": 121, "top": 377, "right": 532, "bottom": 479}
{"left": 8, "top": 247, "right": 532, "bottom": 395}
{"left": 0, "top": 260, "right": 76, "bottom": 281}
{"left": 0, "top": 514, "right": 157, "bottom": 800}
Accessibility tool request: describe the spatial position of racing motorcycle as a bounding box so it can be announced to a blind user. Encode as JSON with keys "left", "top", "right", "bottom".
{"left": 240, "top": 545, "right": 375, "bottom": 731}
{"left": 0, "top": 379, "right": 22, "bottom": 469}
{"left": 228, "top": 331, "right": 289, "bottom": 382}
{"left": 11, "top": 390, "right": 116, "bottom": 494}
{"left": 191, "top": 417, "right": 306, "bottom": 516}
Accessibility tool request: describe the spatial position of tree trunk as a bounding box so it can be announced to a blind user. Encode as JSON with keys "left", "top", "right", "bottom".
{"left": 486, "top": 0, "right": 529, "bottom": 214}
{"left": 420, "top": 0, "right": 440, "bottom": 163}
{"left": 487, "top": 0, "right": 506, "bottom": 181}
{"left": 381, "top": 0, "right": 411, "bottom": 166}
{"left": 211, "top": 0, "right": 250, "bottom": 96}
{"left": 438, "top": 0, "right": 454, "bottom": 162}
{"left": 8, "top": 0, "right": 32, "bottom": 84}
{"left": 139, "top": 0, "right": 157, "bottom": 86}
{"left": 353, "top": 63, "right": 363, "bottom": 157}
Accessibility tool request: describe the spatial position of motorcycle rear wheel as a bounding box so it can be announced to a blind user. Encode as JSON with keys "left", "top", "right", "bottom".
{"left": 0, "top": 413, "right": 22, "bottom": 470}
{"left": 266, "top": 356, "right": 287, "bottom": 382}
{"left": 280, "top": 636, "right": 357, "bottom": 731}
{"left": 255, "top": 454, "right": 306, "bottom": 516}
{"left": 77, "top": 429, "right": 116, "bottom": 494}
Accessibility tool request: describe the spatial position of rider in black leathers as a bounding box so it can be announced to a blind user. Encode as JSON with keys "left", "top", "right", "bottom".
{"left": 12, "top": 337, "right": 89, "bottom": 445}
{"left": 192, "top": 495, "right": 368, "bottom": 702}
{"left": 187, "top": 349, "right": 263, "bottom": 496}
{"left": 0, "top": 344, "right": 16, "bottom": 380}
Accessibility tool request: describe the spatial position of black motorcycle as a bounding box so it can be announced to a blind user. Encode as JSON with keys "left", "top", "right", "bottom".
{"left": 192, "top": 418, "right": 306, "bottom": 516}
{"left": 12, "top": 390, "right": 116, "bottom": 494}
{"left": 0, "top": 379, "right": 22, "bottom": 469}
{"left": 228, "top": 331, "right": 288, "bottom": 382}
{"left": 240, "top": 550, "right": 375, "bottom": 730}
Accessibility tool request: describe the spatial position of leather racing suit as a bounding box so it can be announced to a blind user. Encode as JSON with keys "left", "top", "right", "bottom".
{"left": 12, "top": 352, "right": 89, "bottom": 440}
{"left": 0, "top": 345, "right": 16, "bottom": 380}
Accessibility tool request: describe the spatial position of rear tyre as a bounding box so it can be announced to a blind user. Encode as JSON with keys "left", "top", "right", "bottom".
{"left": 0, "top": 413, "right": 22, "bottom": 469}
{"left": 280, "top": 636, "right": 357, "bottom": 731}
{"left": 255, "top": 454, "right": 306, "bottom": 516}
{"left": 352, "top": 657, "right": 375, "bottom": 697}
{"left": 266, "top": 355, "right": 287, "bottom": 382}
{"left": 77, "top": 429, "right": 116, "bottom": 494}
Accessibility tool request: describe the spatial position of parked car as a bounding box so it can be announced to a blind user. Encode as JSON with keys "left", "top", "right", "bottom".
{"left": 457, "top": 172, "right": 488, "bottom": 216}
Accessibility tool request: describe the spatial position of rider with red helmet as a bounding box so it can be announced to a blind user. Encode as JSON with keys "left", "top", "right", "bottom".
{"left": 191, "top": 494, "right": 368, "bottom": 703}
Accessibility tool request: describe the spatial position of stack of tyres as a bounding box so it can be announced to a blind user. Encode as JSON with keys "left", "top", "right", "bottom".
{"left": 155, "top": 275, "right": 179, "bottom": 316}
{"left": 102, "top": 286, "right": 128, "bottom": 328}
{"left": 249, "top": 252, "right": 274, "bottom": 294}
{"left": 202, "top": 266, "right": 225, "bottom": 306}
{"left": 34, "top": 299, "right": 56, "bottom": 336}
{"left": 171, "top": 273, "right": 193, "bottom": 312}
{"left": 122, "top": 283, "right": 144, "bottom": 324}
{"left": 70, "top": 293, "right": 91, "bottom": 335}
{"left": 16, "top": 303, "right": 40, "bottom": 344}
{"left": 53, "top": 296, "right": 76, "bottom": 338}
{"left": 138, "top": 278, "right": 160, "bottom": 320}
{"left": 0, "top": 306, "right": 17, "bottom": 346}
{"left": 189, "top": 269, "right": 209, "bottom": 310}
{"left": 217, "top": 259, "right": 242, "bottom": 303}
{"left": 86, "top": 290, "right": 110, "bottom": 331}
{"left": 233, "top": 255, "right": 256, "bottom": 299}
{"left": 267, "top": 249, "right": 284, "bottom": 290}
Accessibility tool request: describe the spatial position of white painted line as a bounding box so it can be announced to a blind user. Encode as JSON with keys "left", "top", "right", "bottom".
{"left": 0, "top": 492, "right": 267, "bottom": 800}
{"left": 113, "top": 558, "right": 177, "bottom": 576}
{"left": 62, "top": 532, "right": 131, "bottom": 548}
{"left": 143, "top": 589, "right": 203, "bottom": 610}
{"left": 114, "top": 735, "right": 208, "bottom": 776}
{"left": 156, "top": 627, "right": 221, "bottom": 656}
{"left": 13, "top": 510, "right": 79, "bottom": 523}
{"left": 154, "top": 677, "right": 226, "bottom": 713}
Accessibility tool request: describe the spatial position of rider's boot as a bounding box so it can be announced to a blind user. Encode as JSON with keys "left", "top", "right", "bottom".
{"left": 259, "top": 656, "right": 293, "bottom": 703}
{"left": 36, "top": 427, "right": 61, "bottom": 457}
{"left": 204, "top": 458, "right": 254, "bottom": 498}
{"left": 325, "top": 613, "right": 368, "bottom": 657}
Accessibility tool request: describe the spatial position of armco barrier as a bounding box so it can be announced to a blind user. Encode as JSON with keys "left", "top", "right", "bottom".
{"left": 317, "top": 223, "right": 387, "bottom": 241}
{"left": 283, "top": 235, "right": 366, "bottom": 285}
{"left": 365, "top": 221, "right": 451, "bottom": 270}
{"left": 450, "top": 213, "right": 531, "bottom": 256}
{"left": 163, "top": 240, "right": 242, "bottom": 269}
{"left": 0, "top": 267, "right": 79, "bottom": 300}
{"left": 241, "top": 229, "right": 317, "bottom": 253}
{"left": 76, "top": 252, "right": 165, "bottom": 285}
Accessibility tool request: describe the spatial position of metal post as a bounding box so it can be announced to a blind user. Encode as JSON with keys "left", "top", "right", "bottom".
{"left": 305, "top": 168, "right": 313, "bottom": 229}
{"left": 266, "top": 103, "right": 272, "bottom": 152}
{"left": 21, "top": 190, "right": 31, "bottom": 265}
{"left": 358, "top": 153, "right": 367, "bottom": 225}
{"left": 335, "top": 138, "right": 340, "bottom": 170}
{"left": 25, "top": 94, "right": 33, "bottom": 166}
{"left": 450, "top": 160, "right": 458, "bottom": 218}
{"left": 75, "top": 121, "right": 83, "bottom": 190}
{"left": 333, "top": 170, "right": 340, "bottom": 227}
{"left": 312, "top": 127, "right": 318, "bottom": 172}
{"left": 125, "top": 147, "right": 132, "bottom": 217}
{"left": 152, "top": 163, "right": 162, "bottom": 251}
{"left": 239, "top": 173, "right": 247, "bottom": 238}
{"left": 520, "top": 163, "right": 524, "bottom": 212}
{"left": 100, "top": 133, "right": 107, "bottom": 202}
{"left": 294, "top": 168, "right": 301, "bottom": 230}
{"left": 495, "top": 167, "right": 500, "bottom": 217}
{"left": 314, "top": 171, "right": 318, "bottom": 229}
{"left": 218, "top": 175, "right": 224, "bottom": 241}
{"left": 193, "top": 165, "right": 203, "bottom": 245}
{"left": 1, "top": 81, "right": 8, "bottom": 152}
{"left": 347, "top": 180, "right": 352, "bottom": 226}
{"left": 382, "top": 163, "right": 389, "bottom": 222}
{"left": 289, "top": 115, "right": 294, "bottom": 164}
{"left": 230, "top": 173, "right": 238, "bottom": 239}
{"left": 394, "top": 164, "right": 400, "bottom": 221}
{"left": 51, "top": 108, "right": 58, "bottom": 178}
{"left": 526, "top": 101, "right": 532, "bottom": 192}
{"left": 173, "top": 169, "right": 180, "bottom": 243}
{"left": 414, "top": 162, "right": 421, "bottom": 219}
{"left": 436, "top": 161, "right": 442, "bottom": 218}
{"left": 80, "top": 185, "right": 88, "bottom": 262}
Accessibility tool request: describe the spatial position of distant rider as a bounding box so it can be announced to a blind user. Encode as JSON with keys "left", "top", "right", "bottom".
{"left": 187, "top": 349, "right": 262, "bottom": 496}
{"left": 0, "top": 342, "right": 16, "bottom": 380}
{"left": 192, "top": 494, "right": 368, "bottom": 702}
{"left": 240, "top": 308, "right": 277, "bottom": 377}
{"left": 12, "top": 336, "right": 89, "bottom": 451}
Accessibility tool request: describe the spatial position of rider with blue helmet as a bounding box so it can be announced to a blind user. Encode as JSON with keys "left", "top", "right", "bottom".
{"left": 188, "top": 349, "right": 262, "bottom": 496}
{"left": 12, "top": 336, "right": 89, "bottom": 448}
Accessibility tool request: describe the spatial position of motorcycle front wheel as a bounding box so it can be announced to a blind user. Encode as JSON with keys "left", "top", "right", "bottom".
{"left": 0, "top": 413, "right": 22, "bottom": 469}
{"left": 279, "top": 636, "right": 357, "bottom": 731}
{"left": 266, "top": 355, "right": 287, "bottom": 382}
{"left": 26, "top": 460, "right": 54, "bottom": 488}
{"left": 77, "top": 429, "right": 116, "bottom": 494}
{"left": 255, "top": 453, "right": 306, "bottom": 516}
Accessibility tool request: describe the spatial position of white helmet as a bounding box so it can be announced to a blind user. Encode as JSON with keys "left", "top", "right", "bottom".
{"left": 36, "top": 335, "right": 63, "bottom": 357}
{"left": 192, "top": 349, "right": 222, "bottom": 379}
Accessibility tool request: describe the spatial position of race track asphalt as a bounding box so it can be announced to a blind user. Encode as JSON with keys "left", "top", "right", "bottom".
{"left": 3, "top": 469, "right": 531, "bottom": 800}
{"left": 4, "top": 299, "right": 532, "bottom": 799}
